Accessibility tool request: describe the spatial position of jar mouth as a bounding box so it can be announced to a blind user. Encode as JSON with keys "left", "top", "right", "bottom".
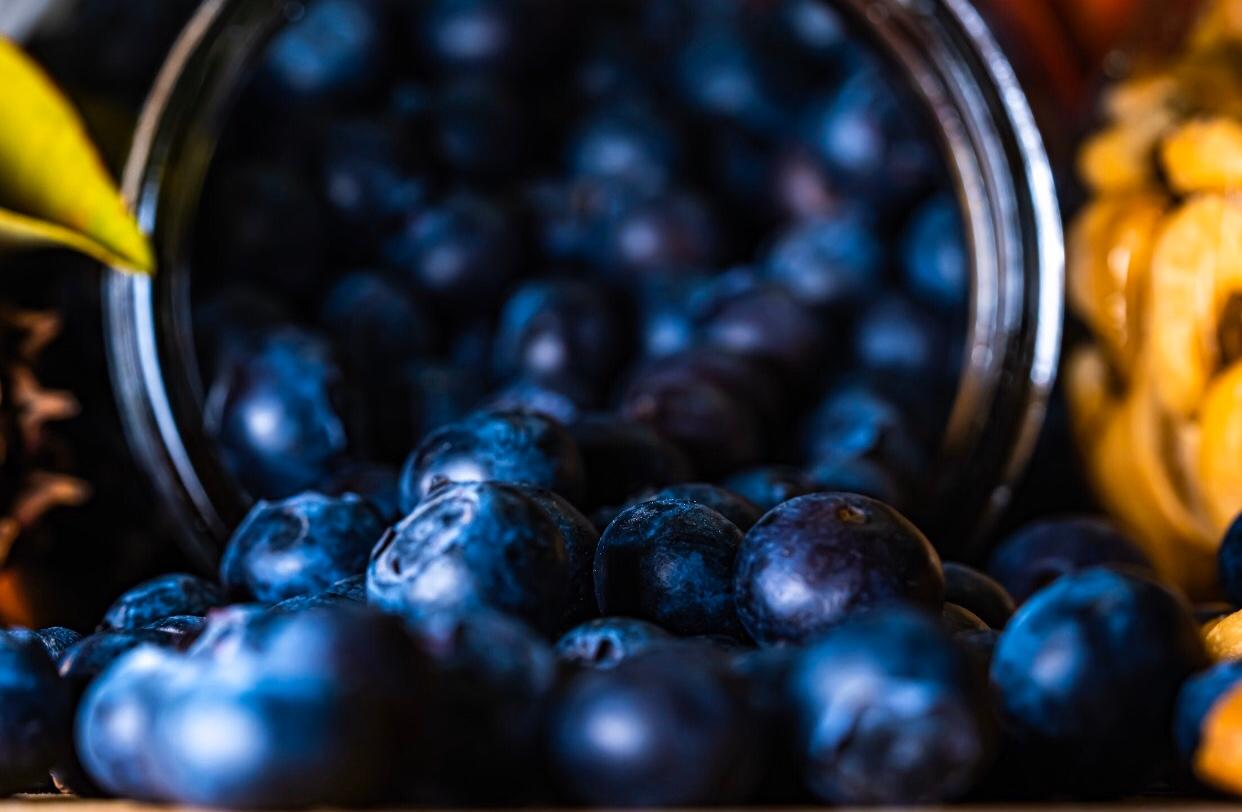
{"left": 104, "top": 0, "right": 1062, "bottom": 568}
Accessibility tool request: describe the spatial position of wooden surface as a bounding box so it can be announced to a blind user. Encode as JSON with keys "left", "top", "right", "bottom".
{"left": 3, "top": 800, "right": 1242, "bottom": 812}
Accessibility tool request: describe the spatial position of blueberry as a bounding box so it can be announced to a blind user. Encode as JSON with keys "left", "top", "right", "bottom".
{"left": 594, "top": 499, "right": 745, "bottom": 638}
{"left": 567, "top": 105, "right": 680, "bottom": 192}
{"left": 942, "top": 562, "right": 1015, "bottom": 629}
{"left": 955, "top": 627, "right": 999, "bottom": 674}
{"left": 318, "top": 118, "right": 427, "bottom": 236}
{"left": 368, "top": 481, "right": 570, "bottom": 634}
{"left": 650, "top": 482, "right": 763, "bottom": 531}
{"left": 779, "top": 0, "right": 849, "bottom": 59}
{"left": 632, "top": 348, "right": 789, "bottom": 428}
{"left": 903, "top": 193, "right": 969, "bottom": 309}
{"left": 74, "top": 645, "right": 190, "bottom": 801}
{"left": 596, "top": 190, "right": 719, "bottom": 278}
{"left": 556, "top": 617, "right": 672, "bottom": 670}
{"left": 418, "top": 0, "right": 546, "bottom": 75}
{"left": 200, "top": 165, "right": 326, "bottom": 301}
{"left": 319, "top": 271, "right": 434, "bottom": 380}
{"left": 316, "top": 461, "right": 403, "bottom": 522}
{"left": 763, "top": 210, "right": 883, "bottom": 308}
{"left": 548, "top": 647, "right": 762, "bottom": 805}
{"left": 633, "top": 270, "right": 714, "bottom": 358}
{"left": 142, "top": 616, "right": 209, "bottom": 650}
{"left": 734, "top": 493, "right": 943, "bottom": 644}
{"left": 259, "top": 0, "right": 389, "bottom": 105}
{"left": 0, "top": 634, "right": 70, "bottom": 794}
{"left": 151, "top": 607, "right": 424, "bottom": 808}
{"left": 726, "top": 466, "right": 818, "bottom": 513}
{"left": 1175, "top": 661, "right": 1242, "bottom": 763}
{"left": 482, "top": 378, "right": 595, "bottom": 426}
{"left": 432, "top": 80, "right": 529, "bottom": 178}
{"left": 568, "top": 414, "right": 694, "bottom": 510}
{"left": 789, "top": 606, "right": 994, "bottom": 803}
{"left": 493, "top": 278, "right": 627, "bottom": 390}
{"left": 990, "top": 568, "right": 1207, "bottom": 796}
{"left": 510, "top": 484, "right": 601, "bottom": 626}
{"left": 801, "top": 67, "right": 937, "bottom": 202}
{"left": 768, "top": 145, "right": 840, "bottom": 222}
{"left": 942, "top": 603, "right": 990, "bottom": 635}
{"left": 675, "top": 25, "right": 789, "bottom": 133}
{"left": 405, "top": 609, "right": 556, "bottom": 802}
{"left": 1219, "top": 513, "right": 1242, "bottom": 606}
{"left": 853, "top": 293, "right": 952, "bottom": 383}
{"left": 384, "top": 193, "right": 516, "bottom": 309}
{"left": 803, "top": 382, "right": 926, "bottom": 483}
{"left": 9, "top": 627, "right": 82, "bottom": 661}
{"left": 701, "top": 283, "right": 826, "bottom": 375}
{"left": 621, "top": 370, "right": 762, "bottom": 478}
{"left": 99, "top": 574, "right": 225, "bottom": 632}
{"left": 221, "top": 492, "right": 386, "bottom": 604}
{"left": 398, "top": 409, "right": 585, "bottom": 509}
{"left": 204, "top": 328, "right": 349, "bottom": 499}
{"left": 808, "top": 456, "right": 910, "bottom": 511}
{"left": 986, "top": 516, "right": 1154, "bottom": 605}
{"left": 193, "top": 284, "right": 292, "bottom": 372}
{"left": 524, "top": 176, "right": 638, "bottom": 265}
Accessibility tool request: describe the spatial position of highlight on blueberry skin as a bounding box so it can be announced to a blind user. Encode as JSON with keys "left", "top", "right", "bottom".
{"left": 990, "top": 567, "right": 1207, "bottom": 797}
{"left": 734, "top": 492, "right": 944, "bottom": 644}
{"left": 594, "top": 498, "right": 746, "bottom": 638}
{"left": 788, "top": 606, "right": 995, "bottom": 805}
{"left": 220, "top": 492, "right": 387, "bottom": 604}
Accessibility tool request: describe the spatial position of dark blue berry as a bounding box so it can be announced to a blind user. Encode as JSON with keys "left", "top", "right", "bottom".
{"left": 734, "top": 493, "right": 943, "bottom": 644}
{"left": 596, "top": 190, "right": 719, "bottom": 278}
{"left": 0, "top": 634, "right": 70, "bottom": 795}
{"left": 432, "top": 80, "right": 529, "bottom": 178}
{"left": 987, "top": 516, "right": 1154, "bottom": 605}
{"left": 556, "top": 617, "right": 672, "bottom": 670}
{"left": 398, "top": 409, "right": 585, "bottom": 510}
{"left": 650, "top": 482, "right": 763, "bottom": 531}
{"left": 316, "top": 461, "right": 402, "bottom": 522}
{"left": 317, "top": 118, "right": 427, "bottom": 235}
{"left": 725, "top": 466, "right": 818, "bottom": 513}
{"left": 802, "top": 382, "right": 926, "bottom": 483}
{"left": 220, "top": 492, "right": 386, "bottom": 604}
{"left": 100, "top": 574, "right": 225, "bottom": 631}
{"left": 789, "top": 606, "right": 993, "bottom": 803}
{"left": 548, "top": 647, "right": 762, "bottom": 805}
{"left": 853, "top": 293, "right": 952, "bottom": 382}
{"left": 594, "top": 499, "right": 745, "bottom": 638}
{"left": 567, "top": 104, "right": 680, "bottom": 192}
{"left": 942, "top": 562, "right": 1015, "bottom": 629}
{"left": 319, "top": 271, "right": 434, "bottom": 380}
{"left": 259, "top": 0, "right": 389, "bottom": 106}
{"left": 368, "top": 481, "right": 570, "bottom": 634}
{"left": 763, "top": 210, "right": 883, "bottom": 308}
{"left": 384, "top": 193, "right": 516, "bottom": 309}
{"left": 1175, "top": 661, "right": 1242, "bottom": 763}
{"left": 510, "top": 484, "right": 601, "bottom": 627}
{"left": 990, "top": 568, "right": 1207, "bottom": 796}
{"left": 808, "top": 456, "right": 910, "bottom": 512}
{"left": 204, "top": 328, "right": 349, "bottom": 499}
{"left": 701, "top": 283, "right": 826, "bottom": 375}
{"left": 903, "top": 193, "right": 969, "bottom": 309}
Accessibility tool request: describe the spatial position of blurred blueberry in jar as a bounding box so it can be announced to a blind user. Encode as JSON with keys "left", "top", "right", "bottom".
{"left": 763, "top": 209, "right": 884, "bottom": 309}
{"left": 770, "top": 145, "right": 841, "bottom": 222}
{"left": 258, "top": 0, "right": 391, "bottom": 106}
{"left": 809, "top": 456, "right": 910, "bottom": 512}
{"left": 725, "top": 465, "right": 819, "bottom": 514}
{"left": 493, "top": 278, "right": 628, "bottom": 392}
{"left": 650, "top": 483, "right": 763, "bottom": 532}
{"left": 803, "top": 382, "right": 928, "bottom": 485}
{"left": 317, "top": 118, "right": 428, "bottom": 241}
{"left": 417, "top": 0, "right": 556, "bottom": 77}
{"left": 199, "top": 165, "right": 327, "bottom": 302}
{"left": 319, "top": 271, "right": 435, "bottom": 382}
{"left": 633, "top": 272, "right": 715, "bottom": 359}
{"left": 675, "top": 23, "right": 792, "bottom": 134}
{"left": 524, "top": 176, "right": 638, "bottom": 266}
{"left": 193, "top": 284, "right": 292, "bottom": 374}
{"left": 801, "top": 66, "right": 938, "bottom": 203}
{"left": 556, "top": 617, "right": 672, "bottom": 670}
{"left": 852, "top": 293, "right": 953, "bottom": 383}
{"left": 482, "top": 378, "right": 595, "bottom": 426}
{"left": 567, "top": 104, "right": 681, "bottom": 193}
{"left": 431, "top": 80, "right": 530, "bottom": 179}
{"left": 778, "top": 0, "right": 849, "bottom": 61}
{"left": 398, "top": 409, "right": 585, "bottom": 509}
{"left": 221, "top": 492, "right": 386, "bottom": 604}
{"left": 204, "top": 328, "right": 349, "bottom": 499}
{"left": 701, "top": 282, "right": 827, "bottom": 377}
{"left": 99, "top": 574, "right": 226, "bottom": 632}
{"left": 904, "top": 193, "right": 970, "bottom": 310}
{"left": 569, "top": 414, "right": 695, "bottom": 511}
{"left": 384, "top": 192, "right": 517, "bottom": 311}
{"left": 369, "top": 481, "right": 571, "bottom": 633}
{"left": 596, "top": 190, "right": 720, "bottom": 278}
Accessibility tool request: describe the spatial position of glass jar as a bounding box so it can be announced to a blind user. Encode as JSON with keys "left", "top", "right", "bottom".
{"left": 103, "top": 0, "right": 1063, "bottom": 570}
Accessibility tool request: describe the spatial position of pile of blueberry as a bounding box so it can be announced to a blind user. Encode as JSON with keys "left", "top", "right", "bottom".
{"left": 194, "top": 0, "right": 967, "bottom": 521}
{"left": 4, "top": 0, "right": 1234, "bottom": 808}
